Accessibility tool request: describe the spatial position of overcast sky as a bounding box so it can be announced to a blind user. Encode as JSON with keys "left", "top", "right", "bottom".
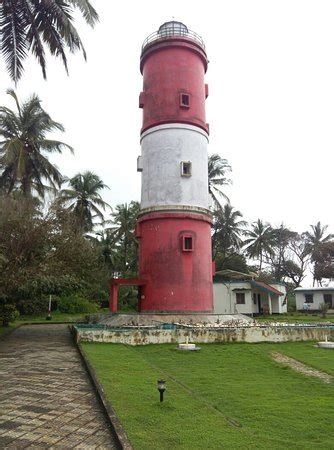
{"left": 1, "top": 0, "right": 333, "bottom": 236}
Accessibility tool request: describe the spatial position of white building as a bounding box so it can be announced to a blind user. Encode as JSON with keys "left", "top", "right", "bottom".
{"left": 213, "top": 277, "right": 287, "bottom": 316}
{"left": 294, "top": 287, "right": 334, "bottom": 311}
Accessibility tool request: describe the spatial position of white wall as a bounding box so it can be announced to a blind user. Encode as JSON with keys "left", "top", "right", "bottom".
{"left": 271, "top": 284, "right": 287, "bottom": 313}
{"left": 214, "top": 282, "right": 287, "bottom": 315}
{"left": 140, "top": 124, "right": 210, "bottom": 212}
{"left": 296, "top": 290, "right": 334, "bottom": 310}
{"left": 213, "top": 282, "right": 253, "bottom": 314}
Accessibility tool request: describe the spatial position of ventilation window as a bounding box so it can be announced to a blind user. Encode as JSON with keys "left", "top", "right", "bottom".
{"left": 182, "top": 236, "right": 193, "bottom": 252}
{"left": 181, "top": 161, "right": 192, "bottom": 177}
{"left": 180, "top": 93, "right": 190, "bottom": 108}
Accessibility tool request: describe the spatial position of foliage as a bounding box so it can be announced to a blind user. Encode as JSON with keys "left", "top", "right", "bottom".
{"left": 58, "top": 171, "right": 110, "bottom": 231}
{"left": 19, "top": 274, "right": 86, "bottom": 299}
{"left": 304, "top": 222, "right": 334, "bottom": 285}
{"left": 214, "top": 252, "right": 249, "bottom": 273}
{"left": 208, "top": 154, "right": 231, "bottom": 207}
{"left": 287, "top": 293, "right": 296, "bottom": 312}
{"left": 57, "top": 295, "right": 98, "bottom": 314}
{"left": 212, "top": 203, "right": 246, "bottom": 258}
{"left": 0, "top": 297, "right": 19, "bottom": 326}
{"left": 0, "top": 90, "right": 73, "bottom": 197}
{"left": 319, "top": 302, "right": 330, "bottom": 318}
{"left": 0, "top": 195, "right": 108, "bottom": 311}
{"left": 243, "top": 219, "right": 275, "bottom": 271}
{"left": 106, "top": 201, "right": 140, "bottom": 276}
{"left": 17, "top": 296, "right": 51, "bottom": 316}
{"left": 0, "top": 0, "right": 99, "bottom": 82}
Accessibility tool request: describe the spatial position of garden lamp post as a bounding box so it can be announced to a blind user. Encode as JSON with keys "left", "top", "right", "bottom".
{"left": 157, "top": 380, "right": 166, "bottom": 402}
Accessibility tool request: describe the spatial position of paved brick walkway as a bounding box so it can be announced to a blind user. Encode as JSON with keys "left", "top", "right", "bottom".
{"left": 0, "top": 324, "right": 118, "bottom": 449}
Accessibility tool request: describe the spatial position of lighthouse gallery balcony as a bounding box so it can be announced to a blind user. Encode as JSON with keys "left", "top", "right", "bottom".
{"left": 141, "top": 21, "right": 205, "bottom": 52}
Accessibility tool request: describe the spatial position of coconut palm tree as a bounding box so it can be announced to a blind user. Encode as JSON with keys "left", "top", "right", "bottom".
{"left": 212, "top": 203, "right": 247, "bottom": 258}
{"left": 243, "top": 219, "right": 275, "bottom": 271}
{"left": 107, "top": 201, "right": 140, "bottom": 274}
{"left": 0, "top": 89, "right": 72, "bottom": 197}
{"left": 58, "top": 171, "right": 110, "bottom": 232}
{"left": 208, "top": 154, "right": 231, "bottom": 208}
{"left": 0, "top": 0, "right": 99, "bottom": 83}
{"left": 303, "top": 222, "right": 334, "bottom": 285}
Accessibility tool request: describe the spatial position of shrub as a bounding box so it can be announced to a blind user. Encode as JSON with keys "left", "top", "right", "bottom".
{"left": 57, "top": 295, "right": 99, "bottom": 314}
{"left": 17, "top": 296, "right": 57, "bottom": 316}
{"left": 0, "top": 299, "right": 19, "bottom": 326}
{"left": 287, "top": 294, "right": 296, "bottom": 313}
{"left": 319, "top": 302, "right": 329, "bottom": 318}
{"left": 19, "top": 275, "right": 86, "bottom": 299}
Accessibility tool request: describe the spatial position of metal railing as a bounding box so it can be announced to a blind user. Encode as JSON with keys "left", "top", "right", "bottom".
{"left": 142, "top": 28, "right": 206, "bottom": 52}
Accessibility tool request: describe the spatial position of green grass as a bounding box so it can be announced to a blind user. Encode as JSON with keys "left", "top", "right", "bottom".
{"left": 256, "top": 313, "right": 334, "bottom": 323}
{"left": 83, "top": 342, "right": 334, "bottom": 449}
{"left": 16, "top": 310, "right": 88, "bottom": 324}
{"left": 0, "top": 310, "right": 90, "bottom": 337}
{"left": 263, "top": 341, "right": 334, "bottom": 376}
{"left": 0, "top": 324, "right": 16, "bottom": 338}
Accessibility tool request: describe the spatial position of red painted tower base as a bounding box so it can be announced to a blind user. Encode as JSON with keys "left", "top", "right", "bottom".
{"left": 137, "top": 212, "right": 214, "bottom": 312}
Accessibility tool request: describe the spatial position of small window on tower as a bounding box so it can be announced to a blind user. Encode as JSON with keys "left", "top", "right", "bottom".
{"left": 180, "top": 93, "right": 190, "bottom": 108}
{"left": 181, "top": 161, "right": 192, "bottom": 177}
{"left": 182, "top": 236, "right": 193, "bottom": 252}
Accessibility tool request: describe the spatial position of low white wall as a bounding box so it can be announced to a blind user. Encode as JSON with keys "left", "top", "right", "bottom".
{"left": 76, "top": 326, "right": 334, "bottom": 346}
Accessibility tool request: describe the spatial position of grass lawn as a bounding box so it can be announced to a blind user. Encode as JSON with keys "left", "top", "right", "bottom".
{"left": 83, "top": 342, "right": 333, "bottom": 449}
{"left": 16, "top": 310, "right": 88, "bottom": 324}
{"left": 0, "top": 310, "right": 91, "bottom": 338}
{"left": 256, "top": 313, "right": 334, "bottom": 323}
{"left": 263, "top": 341, "right": 334, "bottom": 376}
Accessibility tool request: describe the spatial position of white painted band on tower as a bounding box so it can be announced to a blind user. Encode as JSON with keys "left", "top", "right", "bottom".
{"left": 140, "top": 124, "right": 210, "bottom": 211}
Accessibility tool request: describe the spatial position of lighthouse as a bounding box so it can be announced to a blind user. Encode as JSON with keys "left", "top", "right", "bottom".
{"left": 136, "top": 21, "right": 214, "bottom": 312}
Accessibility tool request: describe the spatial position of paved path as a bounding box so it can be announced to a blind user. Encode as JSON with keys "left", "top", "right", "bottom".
{"left": 0, "top": 324, "right": 118, "bottom": 449}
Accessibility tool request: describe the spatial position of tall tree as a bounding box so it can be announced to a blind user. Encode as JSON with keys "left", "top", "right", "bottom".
{"left": 208, "top": 154, "right": 231, "bottom": 208}
{"left": 212, "top": 203, "right": 247, "bottom": 258}
{"left": 266, "top": 224, "right": 296, "bottom": 281}
{"left": 107, "top": 201, "right": 140, "bottom": 275}
{"left": 58, "top": 171, "right": 110, "bottom": 232}
{"left": 0, "top": 0, "right": 98, "bottom": 83}
{"left": 304, "top": 222, "right": 334, "bottom": 285}
{"left": 243, "top": 219, "right": 275, "bottom": 271}
{"left": 0, "top": 89, "right": 72, "bottom": 197}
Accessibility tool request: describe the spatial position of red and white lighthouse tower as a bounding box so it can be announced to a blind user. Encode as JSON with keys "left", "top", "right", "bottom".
{"left": 136, "top": 21, "right": 214, "bottom": 312}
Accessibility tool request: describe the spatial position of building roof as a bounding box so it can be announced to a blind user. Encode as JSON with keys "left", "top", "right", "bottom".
{"left": 295, "top": 286, "right": 334, "bottom": 292}
{"left": 250, "top": 280, "right": 284, "bottom": 296}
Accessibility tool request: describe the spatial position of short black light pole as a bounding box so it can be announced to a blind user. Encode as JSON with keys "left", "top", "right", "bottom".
{"left": 157, "top": 379, "right": 166, "bottom": 402}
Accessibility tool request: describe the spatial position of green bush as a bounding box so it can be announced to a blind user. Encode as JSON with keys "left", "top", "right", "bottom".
{"left": 17, "top": 296, "right": 57, "bottom": 316}
{"left": 287, "top": 294, "right": 296, "bottom": 312}
{"left": 0, "top": 299, "right": 19, "bottom": 326}
{"left": 19, "top": 275, "right": 86, "bottom": 299}
{"left": 57, "top": 295, "right": 99, "bottom": 314}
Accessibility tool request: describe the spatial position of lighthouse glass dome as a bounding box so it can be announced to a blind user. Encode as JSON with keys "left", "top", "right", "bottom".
{"left": 142, "top": 21, "right": 205, "bottom": 51}
{"left": 158, "top": 21, "right": 188, "bottom": 37}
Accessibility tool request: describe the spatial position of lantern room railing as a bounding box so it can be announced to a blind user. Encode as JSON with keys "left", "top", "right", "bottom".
{"left": 142, "top": 28, "right": 206, "bottom": 52}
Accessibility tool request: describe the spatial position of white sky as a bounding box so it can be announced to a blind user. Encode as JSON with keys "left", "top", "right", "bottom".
{"left": 0, "top": 0, "right": 333, "bottom": 236}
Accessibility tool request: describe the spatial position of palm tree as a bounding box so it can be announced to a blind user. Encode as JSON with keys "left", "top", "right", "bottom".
{"left": 243, "top": 219, "right": 275, "bottom": 271}
{"left": 208, "top": 154, "right": 231, "bottom": 208}
{"left": 58, "top": 171, "right": 110, "bottom": 232}
{"left": 212, "top": 203, "right": 247, "bottom": 258}
{"left": 107, "top": 201, "right": 140, "bottom": 274}
{"left": 303, "top": 222, "right": 334, "bottom": 285}
{"left": 0, "top": 89, "right": 72, "bottom": 197}
{"left": 0, "top": 0, "right": 99, "bottom": 83}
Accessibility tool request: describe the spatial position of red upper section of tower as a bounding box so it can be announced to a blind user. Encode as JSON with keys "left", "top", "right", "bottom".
{"left": 140, "top": 22, "right": 209, "bottom": 134}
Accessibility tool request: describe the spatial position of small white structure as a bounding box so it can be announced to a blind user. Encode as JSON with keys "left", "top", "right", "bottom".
{"left": 295, "top": 287, "right": 334, "bottom": 311}
{"left": 213, "top": 277, "right": 287, "bottom": 315}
